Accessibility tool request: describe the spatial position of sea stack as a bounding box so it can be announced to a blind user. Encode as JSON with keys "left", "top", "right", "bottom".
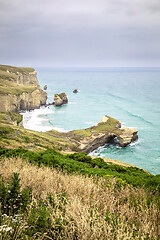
{"left": 73, "top": 89, "right": 78, "bottom": 93}
{"left": 44, "top": 85, "right": 47, "bottom": 90}
{"left": 54, "top": 93, "right": 68, "bottom": 106}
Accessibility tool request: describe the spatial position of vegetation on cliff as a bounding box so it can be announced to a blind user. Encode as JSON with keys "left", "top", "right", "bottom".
{"left": 0, "top": 65, "right": 35, "bottom": 74}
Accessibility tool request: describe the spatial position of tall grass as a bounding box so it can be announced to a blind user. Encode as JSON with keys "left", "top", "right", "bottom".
{"left": 0, "top": 157, "right": 159, "bottom": 239}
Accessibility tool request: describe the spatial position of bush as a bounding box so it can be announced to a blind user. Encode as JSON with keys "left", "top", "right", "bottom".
{"left": 0, "top": 173, "right": 32, "bottom": 215}
{"left": 0, "top": 147, "right": 160, "bottom": 194}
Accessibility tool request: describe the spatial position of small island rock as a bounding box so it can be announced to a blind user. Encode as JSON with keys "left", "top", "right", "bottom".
{"left": 73, "top": 89, "right": 78, "bottom": 93}
{"left": 54, "top": 93, "right": 68, "bottom": 106}
{"left": 44, "top": 85, "right": 47, "bottom": 90}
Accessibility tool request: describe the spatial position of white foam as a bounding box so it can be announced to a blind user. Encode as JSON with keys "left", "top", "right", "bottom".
{"left": 21, "top": 106, "right": 55, "bottom": 132}
{"left": 69, "top": 101, "right": 76, "bottom": 104}
{"left": 129, "top": 138, "right": 143, "bottom": 147}
{"left": 50, "top": 126, "right": 69, "bottom": 132}
{"left": 85, "top": 121, "right": 95, "bottom": 125}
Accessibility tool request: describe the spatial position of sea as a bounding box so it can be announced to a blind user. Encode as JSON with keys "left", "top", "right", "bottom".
{"left": 22, "top": 67, "right": 160, "bottom": 175}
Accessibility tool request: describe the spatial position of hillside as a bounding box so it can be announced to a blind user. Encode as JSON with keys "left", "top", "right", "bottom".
{"left": 0, "top": 149, "right": 160, "bottom": 239}
{"left": 0, "top": 113, "right": 160, "bottom": 239}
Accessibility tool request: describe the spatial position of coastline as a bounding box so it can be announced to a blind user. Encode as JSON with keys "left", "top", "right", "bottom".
{"left": 21, "top": 107, "right": 142, "bottom": 170}
{"left": 1, "top": 65, "right": 160, "bottom": 174}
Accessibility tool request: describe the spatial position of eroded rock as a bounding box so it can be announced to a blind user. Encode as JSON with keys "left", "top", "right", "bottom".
{"left": 54, "top": 93, "right": 68, "bottom": 106}
{"left": 59, "top": 116, "right": 138, "bottom": 153}
{"left": 117, "top": 127, "right": 138, "bottom": 147}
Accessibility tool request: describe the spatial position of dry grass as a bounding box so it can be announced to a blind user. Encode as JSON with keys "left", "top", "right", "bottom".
{"left": 0, "top": 157, "right": 159, "bottom": 239}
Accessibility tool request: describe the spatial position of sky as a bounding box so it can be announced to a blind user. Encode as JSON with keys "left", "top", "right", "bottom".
{"left": 0, "top": 0, "right": 160, "bottom": 67}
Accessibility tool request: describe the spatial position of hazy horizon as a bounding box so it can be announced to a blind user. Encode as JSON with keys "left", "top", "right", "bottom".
{"left": 0, "top": 0, "right": 160, "bottom": 68}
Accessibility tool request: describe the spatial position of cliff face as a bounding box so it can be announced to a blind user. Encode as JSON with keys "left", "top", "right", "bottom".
{"left": 0, "top": 65, "right": 47, "bottom": 112}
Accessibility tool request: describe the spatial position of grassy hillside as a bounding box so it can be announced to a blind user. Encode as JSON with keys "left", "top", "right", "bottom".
{"left": 0, "top": 112, "right": 78, "bottom": 152}
{"left": 0, "top": 154, "right": 160, "bottom": 239}
{"left": 0, "top": 111, "right": 160, "bottom": 239}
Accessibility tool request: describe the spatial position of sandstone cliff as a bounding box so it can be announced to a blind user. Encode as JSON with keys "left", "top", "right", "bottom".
{"left": 0, "top": 65, "right": 47, "bottom": 112}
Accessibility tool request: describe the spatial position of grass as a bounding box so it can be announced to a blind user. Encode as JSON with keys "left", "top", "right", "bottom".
{"left": 0, "top": 126, "right": 15, "bottom": 137}
{"left": 0, "top": 65, "right": 35, "bottom": 74}
{"left": 0, "top": 78, "right": 36, "bottom": 95}
{"left": 70, "top": 116, "right": 121, "bottom": 139}
{"left": 0, "top": 156, "right": 159, "bottom": 239}
{"left": 0, "top": 147, "right": 160, "bottom": 192}
{"left": 0, "top": 112, "right": 78, "bottom": 151}
{"left": 7, "top": 112, "right": 23, "bottom": 125}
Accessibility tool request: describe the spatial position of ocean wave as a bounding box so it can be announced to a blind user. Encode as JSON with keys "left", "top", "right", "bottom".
{"left": 49, "top": 126, "right": 69, "bottom": 132}
{"left": 85, "top": 121, "right": 96, "bottom": 125}
{"left": 90, "top": 138, "right": 142, "bottom": 158}
{"left": 128, "top": 138, "right": 142, "bottom": 148}
{"left": 21, "top": 106, "right": 55, "bottom": 132}
{"left": 126, "top": 111, "right": 153, "bottom": 125}
{"left": 69, "top": 101, "right": 76, "bottom": 104}
{"left": 107, "top": 92, "right": 135, "bottom": 103}
{"left": 114, "top": 104, "right": 154, "bottom": 126}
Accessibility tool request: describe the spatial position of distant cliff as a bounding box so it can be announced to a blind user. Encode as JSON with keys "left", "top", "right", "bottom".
{"left": 0, "top": 65, "right": 47, "bottom": 112}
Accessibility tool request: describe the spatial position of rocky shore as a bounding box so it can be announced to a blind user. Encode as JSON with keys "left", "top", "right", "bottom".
{"left": 47, "top": 115, "right": 138, "bottom": 152}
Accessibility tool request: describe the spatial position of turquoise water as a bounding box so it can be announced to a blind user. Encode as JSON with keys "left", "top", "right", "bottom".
{"left": 23, "top": 67, "right": 160, "bottom": 175}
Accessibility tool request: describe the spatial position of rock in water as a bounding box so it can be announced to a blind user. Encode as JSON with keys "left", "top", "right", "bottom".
{"left": 44, "top": 85, "right": 47, "bottom": 90}
{"left": 117, "top": 127, "right": 138, "bottom": 147}
{"left": 54, "top": 93, "right": 68, "bottom": 106}
{"left": 73, "top": 89, "right": 78, "bottom": 93}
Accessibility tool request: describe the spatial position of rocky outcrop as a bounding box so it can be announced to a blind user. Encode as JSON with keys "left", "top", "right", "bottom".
{"left": 44, "top": 85, "right": 47, "bottom": 90}
{"left": 72, "top": 117, "right": 138, "bottom": 152}
{"left": 54, "top": 93, "right": 68, "bottom": 106}
{"left": 0, "top": 65, "right": 47, "bottom": 112}
{"left": 117, "top": 127, "right": 138, "bottom": 147}
{"left": 47, "top": 115, "right": 138, "bottom": 153}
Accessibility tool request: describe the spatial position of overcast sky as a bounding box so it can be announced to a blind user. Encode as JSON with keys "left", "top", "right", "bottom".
{"left": 0, "top": 0, "right": 160, "bottom": 67}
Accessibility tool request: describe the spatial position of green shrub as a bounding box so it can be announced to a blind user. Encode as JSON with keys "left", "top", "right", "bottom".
{"left": 0, "top": 173, "right": 32, "bottom": 215}
{"left": 26, "top": 201, "right": 51, "bottom": 236}
{"left": 0, "top": 147, "right": 160, "bottom": 195}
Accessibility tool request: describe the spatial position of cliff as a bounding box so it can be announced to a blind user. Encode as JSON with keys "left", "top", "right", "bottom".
{"left": 0, "top": 65, "right": 47, "bottom": 112}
